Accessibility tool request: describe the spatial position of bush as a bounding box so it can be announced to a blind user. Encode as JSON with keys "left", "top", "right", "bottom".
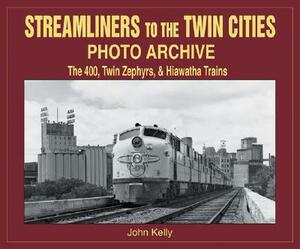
{"left": 266, "top": 177, "right": 275, "bottom": 201}
{"left": 60, "top": 192, "right": 77, "bottom": 199}
{"left": 24, "top": 185, "right": 36, "bottom": 199}
{"left": 34, "top": 180, "right": 57, "bottom": 197}
{"left": 54, "top": 178, "right": 85, "bottom": 199}
{"left": 252, "top": 166, "right": 276, "bottom": 200}
{"left": 71, "top": 183, "right": 107, "bottom": 198}
{"left": 24, "top": 178, "right": 107, "bottom": 201}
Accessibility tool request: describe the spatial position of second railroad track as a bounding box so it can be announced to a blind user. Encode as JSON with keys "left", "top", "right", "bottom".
{"left": 146, "top": 188, "right": 241, "bottom": 224}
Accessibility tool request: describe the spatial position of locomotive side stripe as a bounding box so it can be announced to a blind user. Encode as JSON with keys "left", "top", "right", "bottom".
{"left": 113, "top": 177, "right": 169, "bottom": 184}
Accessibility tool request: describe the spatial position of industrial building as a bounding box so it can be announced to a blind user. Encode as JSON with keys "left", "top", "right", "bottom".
{"left": 37, "top": 108, "right": 112, "bottom": 189}
{"left": 24, "top": 162, "right": 38, "bottom": 185}
{"left": 237, "top": 137, "right": 263, "bottom": 162}
{"left": 41, "top": 121, "right": 77, "bottom": 153}
{"left": 233, "top": 137, "right": 264, "bottom": 187}
{"left": 37, "top": 145, "right": 108, "bottom": 187}
{"left": 203, "top": 141, "right": 236, "bottom": 178}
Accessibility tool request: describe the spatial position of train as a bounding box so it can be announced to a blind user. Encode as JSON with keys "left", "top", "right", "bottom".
{"left": 113, "top": 124, "right": 232, "bottom": 203}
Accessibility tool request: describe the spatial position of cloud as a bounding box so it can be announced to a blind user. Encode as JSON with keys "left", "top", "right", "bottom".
{"left": 25, "top": 100, "right": 43, "bottom": 162}
{"left": 70, "top": 80, "right": 271, "bottom": 109}
{"left": 25, "top": 80, "right": 275, "bottom": 162}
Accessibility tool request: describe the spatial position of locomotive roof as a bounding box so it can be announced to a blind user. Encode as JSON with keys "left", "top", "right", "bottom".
{"left": 119, "top": 125, "right": 170, "bottom": 135}
{"left": 119, "top": 125, "right": 194, "bottom": 146}
{"left": 119, "top": 125, "right": 186, "bottom": 142}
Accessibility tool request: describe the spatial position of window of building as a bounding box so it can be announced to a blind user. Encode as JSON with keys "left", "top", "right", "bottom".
{"left": 175, "top": 139, "right": 180, "bottom": 152}
{"left": 186, "top": 145, "right": 190, "bottom": 157}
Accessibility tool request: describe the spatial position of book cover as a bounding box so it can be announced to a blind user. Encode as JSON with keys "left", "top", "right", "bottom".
{"left": 0, "top": 1, "right": 298, "bottom": 248}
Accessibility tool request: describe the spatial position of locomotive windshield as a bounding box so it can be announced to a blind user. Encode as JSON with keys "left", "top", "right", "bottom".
{"left": 144, "top": 128, "right": 167, "bottom": 139}
{"left": 119, "top": 128, "right": 140, "bottom": 141}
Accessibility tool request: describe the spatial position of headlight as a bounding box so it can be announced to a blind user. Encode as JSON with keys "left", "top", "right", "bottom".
{"left": 132, "top": 136, "right": 143, "bottom": 148}
{"left": 132, "top": 153, "right": 143, "bottom": 163}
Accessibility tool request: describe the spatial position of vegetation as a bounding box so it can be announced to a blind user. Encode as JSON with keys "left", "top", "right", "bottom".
{"left": 247, "top": 165, "right": 275, "bottom": 201}
{"left": 24, "top": 178, "right": 107, "bottom": 201}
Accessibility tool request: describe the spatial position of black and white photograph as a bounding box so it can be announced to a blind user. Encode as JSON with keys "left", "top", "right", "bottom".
{"left": 24, "top": 80, "right": 275, "bottom": 224}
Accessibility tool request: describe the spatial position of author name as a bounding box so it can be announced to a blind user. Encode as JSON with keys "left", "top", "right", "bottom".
{"left": 127, "top": 228, "right": 173, "bottom": 239}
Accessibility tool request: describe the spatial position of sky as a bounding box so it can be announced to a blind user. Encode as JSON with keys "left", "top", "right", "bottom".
{"left": 25, "top": 80, "right": 275, "bottom": 162}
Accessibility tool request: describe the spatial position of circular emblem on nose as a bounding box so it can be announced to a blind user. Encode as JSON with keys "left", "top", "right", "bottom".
{"left": 132, "top": 136, "right": 143, "bottom": 148}
{"left": 132, "top": 153, "right": 143, "bottom": 164}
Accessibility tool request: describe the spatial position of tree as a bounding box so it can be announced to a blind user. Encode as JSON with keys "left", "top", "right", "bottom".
{"left": 254, "top": 166, "right": 275, "bottom": 200}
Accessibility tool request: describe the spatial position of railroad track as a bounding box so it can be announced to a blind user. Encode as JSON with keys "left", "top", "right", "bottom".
{"left": 65, "top": 203, "right": 153, "bottom": 224}
{"left": 92, "top": 188, "right": 238, "bottom": 224}
{"left": 218, "top": 188, "right": 245, "bottom": 223}
{"left": 37, "top": 188, "right": 239, "bottom": 224}
{"left": 146, "top": 188, "right": 241, "bottom": 224}
{"left": 24, "top": 203, "right": 125, "bottom": 224}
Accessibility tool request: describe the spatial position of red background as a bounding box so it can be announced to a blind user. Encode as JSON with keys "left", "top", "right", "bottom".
{"left": 0, "top": 1, "right": 298, "bottom": 248}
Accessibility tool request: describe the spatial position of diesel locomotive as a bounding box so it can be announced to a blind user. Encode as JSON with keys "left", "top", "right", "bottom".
{"left": 113, "top": 124, "right": 232, "bottom": 203}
